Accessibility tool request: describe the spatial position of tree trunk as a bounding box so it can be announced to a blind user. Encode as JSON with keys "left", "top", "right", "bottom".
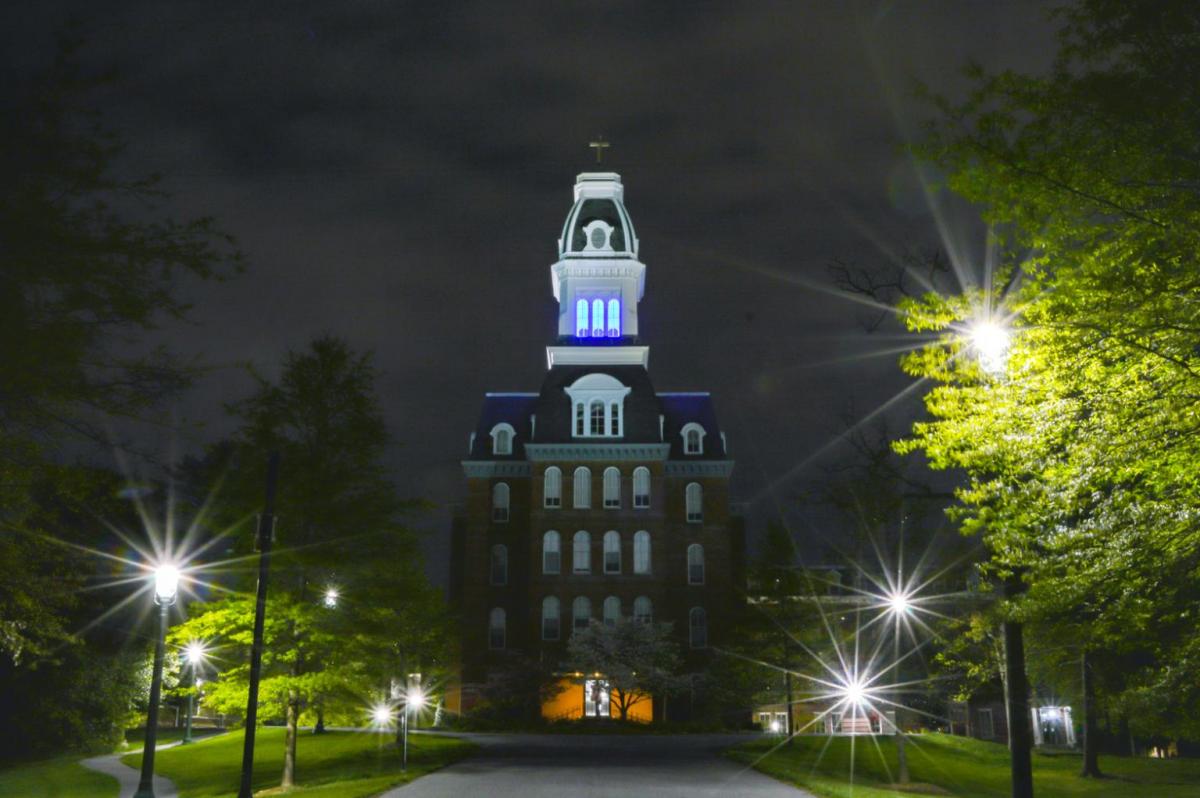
{"left": 282, "top": 689, "right": 299, "bottom": 789}
{"left": 1002, "top": 575, "right": 1034, "bottom": 798}
{"left": 314, "top": 703, "right": 325, "bottom": 734}
{"left": 1080, "top": 651, "right": 1102, "bottom": 778}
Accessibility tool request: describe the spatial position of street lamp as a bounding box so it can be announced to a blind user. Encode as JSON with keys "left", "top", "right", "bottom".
{"left": 134, "top": 563, "right": 180, "bottom": 798}
{"left": 883, "top": 586, "right": 913, "bottom": 784}
{"left": 401, "top": 686, "right": 427, "bottom": 772}
{"left": 323, "top": 587, "right": 339, "bottom": 609}
{"left": 968, "top": 319, "right": 1011, "bottom": 376}
{"left": 182, "top": 641, "right": 207, "bottom": 745}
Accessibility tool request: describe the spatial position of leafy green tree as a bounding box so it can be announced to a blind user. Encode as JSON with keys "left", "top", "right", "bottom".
{"left": 565, "top": 620, "right": 682, "bottom": 721}
{"left": 897, "top": 0, "right": 1200, "bottom": 774}
{"left": 173, "top": 336, "right": 443, "bottom": 790}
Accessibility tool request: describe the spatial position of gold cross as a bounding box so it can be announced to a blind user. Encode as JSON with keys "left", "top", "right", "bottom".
{"left": 589, "top": 138, "right": 610, "bottom": 164}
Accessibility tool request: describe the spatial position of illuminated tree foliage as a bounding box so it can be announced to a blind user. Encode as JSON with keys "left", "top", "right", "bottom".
{"left": 173, "top": 336, "right": 446, "bottom": 789}
{"left": 566, "top": 619, "right": 682, "bottom": 722}
{"left": 899, "top": 0, "right": 1200, "bottom": 754}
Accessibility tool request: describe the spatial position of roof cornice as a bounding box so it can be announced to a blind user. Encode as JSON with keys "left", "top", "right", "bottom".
{"left": 524, "top": 443, "right": 671, "bottom": 462}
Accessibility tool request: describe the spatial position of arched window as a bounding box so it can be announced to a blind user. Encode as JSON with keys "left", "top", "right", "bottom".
{"left": 686, "top": 482, "right": 703, "bottom": 523}
{"left": 492, "top": 482, "right": 510, "bottom": 523}
{"left": 681, "top": 422, "right": 705, "bottom": 455}
{"left": 689, "top": 607, "right": 707, "bottom": 648}
{"left": 633, "top": 530, "right": 651, "bottom": 575}
{"left": 591, "top": 298, "right": 604, "bottom": 337}
{"left": 603, "top": 467, "right": 620, "bottom": 508}
{"left": 589, "top": 400, "right": 605, "bottom": 436}
{"left": 573, "top": 530, "right": 591, "bottom": 574}
{"left": 491, "top": 422, "right": 516, "bottom": 455}
{"left": 542, "top": 596, "right": 560, "bottom": 641}
{"left": 633, "top": 467, "right": 650, "bottom": 509}
{"left": 573, "top": 595, "right": 592, "bottom": 632}
{"left": 610, "top": 403, "right": 620, "bottom": 435}
{"left": 490, "top": 544, "right": 508, "bottom": 586}
{"left": 603, "top": 596, "right": 620, "bottom": 626}
{"left": 573, "top": 467, "right": 591, "bottom": 509}
{"left": 606, "top": 298, "right": 620, "bottom": 337}
{"left": 633, "top": 596, "right": 653, "bottom": 624}
{"left": 576, "top": 298, "right": 589, "bottom": 337}
{"left": 543, "top": 531, "right": 561, "bottom": 574}
{"left": 543, "top": 466, "right": 562, "bottom": 508}
{"left": 688, "top": 543, "right": 705, "bottom": 585}
{"left": 603, "top": 531, "right": 621, "bottom": 574}
{"left": 489, "top": 607, "right": 506, "bottom": 649}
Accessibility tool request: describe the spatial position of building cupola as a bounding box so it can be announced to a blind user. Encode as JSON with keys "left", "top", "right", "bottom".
{"left": 557, "top": 172, "right": 639, "bottom": 259}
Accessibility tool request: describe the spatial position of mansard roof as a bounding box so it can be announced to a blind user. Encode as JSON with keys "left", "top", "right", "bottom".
{"left": 466, "top": 368, "right": 729, "bottom": 462}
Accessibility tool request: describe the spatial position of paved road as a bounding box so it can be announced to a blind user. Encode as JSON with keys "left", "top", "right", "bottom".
{"left": 81, "top": 742, "right": 180, "bottom": 798}
{"left": 380, "top": 733, "right": 814, "bottom": 798}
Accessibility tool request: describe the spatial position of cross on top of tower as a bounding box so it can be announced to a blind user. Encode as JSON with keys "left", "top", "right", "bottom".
{"left": 588, "top": 138, "right": 610, "bottom": 164}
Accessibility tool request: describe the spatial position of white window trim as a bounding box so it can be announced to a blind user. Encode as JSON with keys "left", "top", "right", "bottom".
{"left": 633, "top": 466, "right": 651, "bottom": 509}
{"left": 603, "top": 530, "right": 621, "bottom": 574}
{"left": 686, "top": 482, "right": 703, "bottom": 524}
{"left": 603, "top": 596, "right": 620, "bottom": 626}
{"left": 490, "top": 422, "right": 516, "bottom": 455}
{"left": 573, "top": 466, "right": 592, "bottom": 509}
{"left": 633, "top": 596, "right": 653, "bottom": 624}
{"left": 565, "top": 374, "right": 631, "bottom": 439}
{"left": 573, "top": 530, "right": 591, "bottom": 574}
{"left": 543, "top": 466, "right": 562, "bottom": 508}
{"left": 543, "top": 530, "right": 561, "bottom": 575}
{"left": 681, "top": 422, "right": 706, "bottom": 455}
{"left": 633, "top": 530, "right": 651, "bottom": 575}
{"left": 492, "top": 482, "right": 510, "bottom": 523}
{"left": 603, "top": 467, "right": 621, "bottom": 508}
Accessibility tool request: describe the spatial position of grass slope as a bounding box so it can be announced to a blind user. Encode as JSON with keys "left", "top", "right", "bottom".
{"left": 729, "top": 733, "right": 1200, "bottom": 798}
{"left": 0, "top": 754, "right": 120, "bottom": 798}
{"left": 122, "top": 728, "right": 474, "bottom": 798}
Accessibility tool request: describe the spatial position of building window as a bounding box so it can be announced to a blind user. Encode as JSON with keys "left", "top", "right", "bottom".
{"left": 489, "top": 607, "right": 506, "bottom": 650}
{"left": 689, "top": 607, "right": 707, "bottom": 649}
{"left": 606, "top": 298, "right": 620, "bottom": 337}
{"left": 610, "top": 403, "right": 620, "bottom": 435}
{"left": 633, "top": 467, "right": 650, "bottom": 508}
{"left": 573, "top": 596, "right": 592, "bottom": 633}
{"left": 542, "top": 596, "right": 560, "bottom": 641}
{"left": 603, "top": 596, "right": 620, "bottom": 626}
{"left": 566, "top": 374, "right": 630, "bottom": 439}
{"left": 591, "top": 299, "right": 604, "bottom": 337}
{"left": 688, "top": 543, "right": 705, "bottom": 585}
{"left": 603, "top": 531, "right": 621, "bottom": 574}
{"left": 589, "top": 400, "right": 605, "bottom": 436}
{"left": 681, "top": 422, "right": 705, "bottom": 455}
{"left": 490, "top": 544, "right": 508, "bottom": 586}
{"left": 633, "top": 530, "right": 651, "bottom": 574}
{"left": 573, "top": 530, "right": 591, "bottom": 574}
{"left": 543, "top": 531, "right": 561, "bottom": 574}
{"left": 686, "top": 482, "right": 703, "bottom": 523}
{"left": 490, "top": 423, "right": 516, "bottom": 455}
{"left": 573, "top": 467, "right": 591, "bottom": 509}
{"left": 575, "top": 402, "right": 585, "bottom": 435}
{"left": 576, "top": 298, "right": 589, "bottom": 338}
{"left": 633, "top": 596, "right": 652, "bottom": 624}
{"left": 492, "top": 482, "right": 510, "bottom": 523}
{"left": 603, "top": 467, "right": 620, "bottom": 508}
{"left": 544, "top": 466, "right": 562, "bottom": 508}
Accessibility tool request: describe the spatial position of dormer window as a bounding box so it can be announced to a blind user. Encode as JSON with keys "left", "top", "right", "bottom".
{"left": 681, "top": 422, "right": 706, "bottom": 455}
{"left": 490, "top": 423, "right": 516, "bottom": 455}
{"left": 565, "top": 374, "right": 631, "bottom": 439}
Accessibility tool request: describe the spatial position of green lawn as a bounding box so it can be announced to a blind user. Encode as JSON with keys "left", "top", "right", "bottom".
{"left": 122, "top": 728, "right": 474, "bottom": 798}
{"left": 728, "top": 733, "right": 1200, "bottom": 798}
{"left": 0, "top": 754, "right": 120, "bottom": 798}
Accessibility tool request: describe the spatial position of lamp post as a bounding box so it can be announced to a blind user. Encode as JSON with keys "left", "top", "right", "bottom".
{"left": 401, "top": 686, "right": 426, "bottom": 772}
{"left": 182, "top": 642, "right": 207, "bottom": 745}
{"left": 133, "top": 564, "right": 179, "bottom": 798}
{"left": 886, "top": 588, "right": 912, "bottom": 785}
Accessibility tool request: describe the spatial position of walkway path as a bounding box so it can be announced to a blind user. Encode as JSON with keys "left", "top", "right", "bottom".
{"left": 379, "top": 733, "right": 815, "bottom": 798}
{"left": 81, "top": 742, "right": 180, "bottom": 798}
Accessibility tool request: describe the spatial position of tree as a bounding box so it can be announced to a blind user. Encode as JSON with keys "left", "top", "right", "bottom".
{"left": 565, "top": 620, "right": 682, "bottom": 722}
{"left": 896, "top": 0, "right": 1200, "bottom": 776}
{"left": 173, "top": 336, "right": 442, "bottom": 789}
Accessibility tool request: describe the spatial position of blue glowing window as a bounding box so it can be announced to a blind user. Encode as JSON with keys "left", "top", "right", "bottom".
{"left": 607, "top": 299, "right": 620, "bottom": 337}
{"left": 591, "top": 299, "right": 604, "bottom": 337}
{"left": 576, "top": 299, "right": 589, "bottom": 337}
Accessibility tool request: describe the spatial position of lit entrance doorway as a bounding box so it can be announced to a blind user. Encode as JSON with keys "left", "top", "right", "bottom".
{"left": 584, "top": 679, "right": 610, "bottom": 718}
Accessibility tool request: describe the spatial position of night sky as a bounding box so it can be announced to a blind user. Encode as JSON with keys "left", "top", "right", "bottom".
{"left": 3, "top": 2, "right": 1057, "bottom": 583}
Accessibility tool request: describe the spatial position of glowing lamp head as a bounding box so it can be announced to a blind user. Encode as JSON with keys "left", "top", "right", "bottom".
{"left": 154, "top": 564, "right": 180, "bottom": 604}
{"left": 408, "top": 688, "right": 427, "bottom": 711}
{"left": 323, "top": 588, "right": 339, "bottom": 608}
{"left": 184, "top": 641, "right": 206, "bottom": 664}
{"left": 969, "top": 320, "right": 1011, "bottom": 375}
{"left": 371, "top": 704, "right": 393, "bottom": 725}
{"left": 887, "top": 591, "right": 912, "bottom": 615}
{"left": 842, "top": 679, "right": 866, "bottom": 706}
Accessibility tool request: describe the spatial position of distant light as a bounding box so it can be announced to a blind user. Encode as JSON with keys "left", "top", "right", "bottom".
{"left": 196, "top": 678, "right": 204, "bottom": 687}
{"left": 154, "top": 564, "right": 180, "bottom": 603}
{"left": 324, "top": 588, "right": 339, "bottom": 608}
{"left": 372, "top": 704, "right": 393, "bottom": 725}
{"left": 184, "top": 641, "right": 207, "bottom": 664}
{"left": 769, "top": 720, "right": 781, "bottom": 733}
{"left": 969, "top": 320, "right": 1011, "bottom": 375}
{"left": 887, "top": 590, "right": 912, "bottom": 615}
{"left": 841, "top": 679, "right": 867, "bottom": 706}
{"left": 408, "top": 688, "right": 427, "bottom": 712}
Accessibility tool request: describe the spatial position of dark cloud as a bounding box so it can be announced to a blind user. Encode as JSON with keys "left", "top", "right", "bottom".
{"left": 2, "top": 1, "right": 1057, "bottom": 583}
